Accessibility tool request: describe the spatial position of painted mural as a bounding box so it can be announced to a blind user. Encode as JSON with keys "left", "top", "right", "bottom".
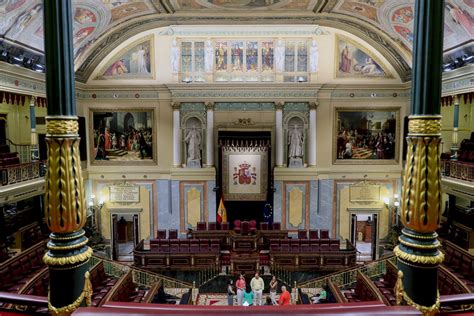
{"left": 98, "top": 40, "right": 152, "bottom": 79}
{"left": 0, "top": 0, "right": 157, "bottom": 57}
{"left": 172, "top": 0, "right": 315, "bottom": 10}
{"left": 333, "top": 0, "right": 473, "bottom": 52}
{"left": 336, "top": 37, "right": 387, "bottom": 78}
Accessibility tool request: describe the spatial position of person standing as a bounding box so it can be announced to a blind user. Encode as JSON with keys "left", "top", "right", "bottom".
{"left": 227, "top": 279, "right": 235, "bottom": 306}
{"left": 279, "top": 285, "right": 291, "bottom": 306}
{"left": 269, "top": 275, "right": 278, "bottom": 305}
{"left": 236, "top": 273, "right": 246, "bottom": 306}
{"left": 250, "top": 271, "right": 264, "bottom": 306}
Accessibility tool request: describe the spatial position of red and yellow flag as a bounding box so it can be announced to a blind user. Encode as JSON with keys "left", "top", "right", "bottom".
{"left": 217, "top": 196, "right": 227, "bottom": 223}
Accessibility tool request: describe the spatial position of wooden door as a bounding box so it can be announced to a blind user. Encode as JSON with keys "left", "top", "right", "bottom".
{"left": 111, "top": 214, "right": 119, "bottom": 260}
{"left": 133, "top": 214, "right": 139, "bottom": 246}
{"left": 371, "top": 214, "right": 378, "bottom": 261}
{"left": 350, "top": 214, "right": 357, "bottom": 246}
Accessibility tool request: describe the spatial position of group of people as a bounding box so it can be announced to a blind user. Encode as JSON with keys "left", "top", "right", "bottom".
{"left": 337, "top": 129, "right": 395, "bottom": 160}
{"left": 94, "top": 127, "right": 152, "bottom": 160}
{"left": 226, "top": 272, "right": 291, "bottom": 306}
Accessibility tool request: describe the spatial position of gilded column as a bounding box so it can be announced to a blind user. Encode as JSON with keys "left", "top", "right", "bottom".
{"left": 205, "top": 101, "right": 215, "bottom": 167}
{"left": 450, "top": 95, "right": 459, "bottom": 160}
{"left": 308, "top": 101, "right": 318, "bottom": 167}
{"left": 172, "top": 102, "right": 182, "bottom": 167}
{"left": 43, "top": 1, "right": 92, "bottom": 315}
{"left": 394, "top": 1, "right": 445, "bottom": 315}
{"left": 275, "top": 101, "right": 284, "bottom": 167}
{"left": 29, "top": 96, "right": 39, "bottom": 161}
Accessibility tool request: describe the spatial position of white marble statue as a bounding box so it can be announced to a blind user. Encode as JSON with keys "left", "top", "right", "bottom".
{"left": 288, "top": 124, "right": 304, "bottom": 158}
{"left": 310, "top": 39, "right": 319, "bottom": 73}
{"left": 170, "top": 39, "right": 180, "bottom": 73}
{"left": 275, "top": 39, "right": 285, "bottom": 72}
{"left": 136, "top": 45, "right": 149, "bottom": 73}
{"left": 184, "top": 125, "right": 201, "bottom": 161}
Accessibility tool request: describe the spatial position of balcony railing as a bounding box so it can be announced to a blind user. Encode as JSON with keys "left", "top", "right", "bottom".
{"left": 441, "top": 160, "right": 474, "bottom": 182}
{"left": 0, "top": 161, "right": 46, "bottom": 186}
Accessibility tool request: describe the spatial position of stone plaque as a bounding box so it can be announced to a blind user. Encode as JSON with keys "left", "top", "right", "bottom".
{"left": 349, "top": 185, "right": 380, "bottom": 202}
{"left": 109, "top": 186, "right": 140, "bottom": 202}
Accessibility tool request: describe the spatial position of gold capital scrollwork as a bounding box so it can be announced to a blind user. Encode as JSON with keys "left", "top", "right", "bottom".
{"left": 44, "top": 135, "right": 86, "bottom": 233}
{"left": 46, "top": 118, "right": 79, "bottom": 136}
{"left": 407, "top": 115, "right": 441, "bottom": 136}
{"left": 400, "top": 117, "right": 442, "bottom": 233}
{"left": 393, "top": 246, "right": 444, "bottom": 265}
{"left": 43, "top": 246, "right": 93, "bottom": 266}
{"left": 48, "top": 271, "right": 92, "bottom": 316}
{"left": 275, "top": 101, "right": 285, "bottom": 111}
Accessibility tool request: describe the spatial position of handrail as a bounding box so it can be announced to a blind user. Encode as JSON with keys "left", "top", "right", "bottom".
{"left": 357, "top": 271, "right": 389, "bottom": 306}
{"left": 439, "top": 265, "right": 472, "bottom": 294}
{"left": 298, "top": 255, "right": 395, "bottom": 288}
{"left": 442, "top": 239, "right": 474, "bottom": 260}
{"left": 6, "top": 138, "right": 31, "bottom": 147}
{"left": 328, "top": 279, "right": 347, "bottom": 303}
{"left": 0, "top": 291, "right": 48, "bottom": 306}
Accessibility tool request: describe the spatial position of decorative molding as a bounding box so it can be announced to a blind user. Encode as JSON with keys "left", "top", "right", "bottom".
{"left": 215, "top": 102, "right": 275, "bottom": 111}
{"left": 441, "top": 66, "right": 474, "bottom": 96}
{"left": 0, "top": 70, "right": 46, "bottom": 96}
{"left": 171, "top": 90, "right": 318, "bottom": 100}
{"left": 233, "top": 118, "right": 255, "bottom": 127}
{"left": 76, "top": 90, "right": 159, "bottom": 100}
{"left": 180, "top": 102, "right": 206, "bottom": 112}
{"left": 158, "top": 25, "right": 330, "bottom": 37}
{"left": 284, "top": 102, "right": 309, "bottom": 112}
{"left": 330, "top": 90, "right": 410, "bottom": 98}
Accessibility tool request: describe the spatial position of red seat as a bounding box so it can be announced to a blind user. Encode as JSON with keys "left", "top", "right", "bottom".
{"left": 249, "top": 220, "right": 257, "bottom": 234}
{"left": 260, "top": 222, "right": 269, "bottom": 230}
{"left": 170, "top": 239, "right": 180, "bottom": 252}
{"left": 310, "top": 239, "right": 320, "bottom": 252}
{"left": 210, "top": 239, "right": 220, "bottom": 252}
{"left": 320, "top": 239, "right": 330, "bottom": 251}
{"left": 208, "top": 222, "right": 217, "bottom": 230}
{"left": 270, "top": 239, "right": 280, "bottom": 251}
{"left": 150, "top": 239, "right": 159, "bottom": 250}
{"left": 197, "top": 222, "right": 207, "bottom": 231}
{"left": 280, "top": 239, "right": 289, "bottom": 252}
{"left": 159, "top": 239, "right": 170, "bottom": 252}
{"left": 298, "top": 229, "right": 307, "bottom": 239}
{"left": 272, "top": 222, "right": 281, "bottom": 230}
{"left": 309, "top": 229, "right": 319, "bottom": 239}
{"left": 156, "top": 230, "right": 166, "bottom": 239}
{"left": 190, "top": 239, "right": 200, "bottom": 252}
{"left": 290, "top": 239, "right": 300, "bottom": 252}
{"left": 220, "top": 222, "right": 229, "bottom": 230}
{"left": 320, "top": 229, "right": 330, "bottom": 239}
{"left": 330, "top": 239, "right": 340, "bottom": 251}
{"left": 199, "top": 239, "right": 210, "bottom": 252}
{"left": 168, "top": 229, "right": 178, "bottom": 239}
{"left": 300, "top": 239, "right": 310, "bottom": 252}
{"left": 179, "top": 240, "right": 189, "bottom": 253}
{"left": 234, "top": 220, "right": 241, "bottom": 233}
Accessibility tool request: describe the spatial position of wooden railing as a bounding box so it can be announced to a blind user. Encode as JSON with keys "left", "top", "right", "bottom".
{"left": 6, "top": 139, "right": 32, "bottom": 164}
{"left": 441, "top": 160, "right": 474, "bottom": 182}
{"left": 0, "top": 160, "right": 45, "bottom": 186}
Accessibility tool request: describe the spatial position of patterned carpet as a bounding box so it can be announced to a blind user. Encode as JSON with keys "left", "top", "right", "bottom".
{"left": 107, "top": 151, "right": 152, "bottom": 161}
{"left": 351, "top": 147, "right": 375, "bottom": 159}
{"left": 196, "top": 293, "right": 279, "bottom": 306}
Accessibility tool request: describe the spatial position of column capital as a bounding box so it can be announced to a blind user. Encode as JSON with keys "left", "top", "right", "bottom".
{"left": 308, "top": 101, "right": 319, "bottom": 110}
{"left": 29, "top": 96, "right": 36, "bottom": 107}
{"left": 205, "top": 101, "right": 215, "bottom": 110}
{"left": 275, "top": 101, "right": 285, "bottom": 111}
{"left": 452, "top": 94, "right": 459, "bottom": 105}
{"left": 171, "top": 101, "right": 181, "bottom": 110}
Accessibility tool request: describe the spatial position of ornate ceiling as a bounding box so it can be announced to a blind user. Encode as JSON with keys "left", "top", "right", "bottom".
{"left": 0, "top": 0, "right": 472, "bottom": 82}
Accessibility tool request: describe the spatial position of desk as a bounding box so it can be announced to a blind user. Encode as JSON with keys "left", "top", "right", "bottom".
{"left": 230, "top": 253, "right": 259, "bottom": 275}
{"left": 231, "top": 233, "right": 257, "bottom": 252}
{"left": 191, "top": 231, "right": 231, "bottom": 249}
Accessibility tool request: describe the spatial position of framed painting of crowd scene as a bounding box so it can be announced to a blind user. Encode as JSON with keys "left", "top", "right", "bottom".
{"left": 333, "top": 108, "right": 400, "bottom": 164}
{"left": 89, "top": 109, "right": 156, "bottom": 165}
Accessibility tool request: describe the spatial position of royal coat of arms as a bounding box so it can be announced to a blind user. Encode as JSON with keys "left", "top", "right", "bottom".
{"left": 233, "top": 161, "right": 257, "bottom": 185}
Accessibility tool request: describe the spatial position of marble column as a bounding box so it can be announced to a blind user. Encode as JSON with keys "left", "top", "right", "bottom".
{"left": 451, "top": 95, "right": 460, "bottom": 160}
{"left": 205, "top": 102, "right": 215, "bottom": 167}
{"left": 275, "top": 101, "right": 284, "bottom": 167}
{"left": 172, "top": 102, "right": 182, "bottom": 167}
{"left": 308, "top": 101, "right": 318, "bottom": 167}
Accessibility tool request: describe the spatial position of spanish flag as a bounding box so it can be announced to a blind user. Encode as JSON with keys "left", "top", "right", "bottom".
{"left": 217, "top": 195, "right": 227, "bottom": 223}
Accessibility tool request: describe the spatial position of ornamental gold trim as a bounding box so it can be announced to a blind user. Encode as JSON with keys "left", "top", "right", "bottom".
{"left": 402, "top": 230, "right": 438, "bottom": 240}
{"left": 48, "top": 271, "right": 92, "bottom": 316}
{"left": 43, "top": 246, "right": 92, "bottom": 266}
{"left": 50, "top": 231, "right": 85, "bottom": 241}
{"left": 46, "top": 118, "right": 79, "bottom": 135}
{"left": 47, "top": 239, "right": 88, "bottom": 251}
{"left": 393, "top": 245, "right": 444, "bottom": 265}
{"left": 398, "top": 237, "right": 440, "bottom": 249}
{"left": 408, "top": 115, "right": 441, "bottom": 136}
{"left": 395, "top": 269, "right": 440, "bottom": 315}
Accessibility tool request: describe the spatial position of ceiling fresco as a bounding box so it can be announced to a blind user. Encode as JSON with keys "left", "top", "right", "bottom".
{"left": 0, "top": 0, "right": 472, "bottom": 79}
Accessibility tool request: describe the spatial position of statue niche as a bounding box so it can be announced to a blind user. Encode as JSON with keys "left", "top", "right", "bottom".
{"left": 183, "top": 117, "right": 203, "bottom": 168}
{"left": 286, "top": 116, "right": 305, "bottom": 168}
